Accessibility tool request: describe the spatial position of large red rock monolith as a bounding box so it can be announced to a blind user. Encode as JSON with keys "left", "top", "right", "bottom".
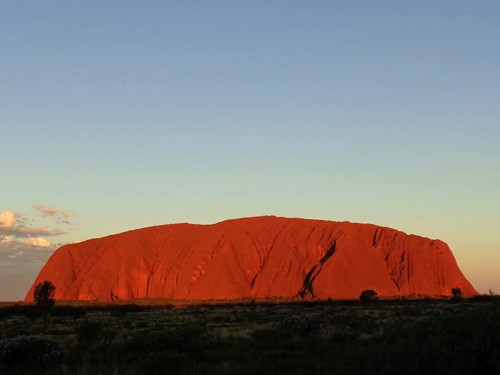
{"left": 25, "top": 216, "right": 477, "bottom": 301}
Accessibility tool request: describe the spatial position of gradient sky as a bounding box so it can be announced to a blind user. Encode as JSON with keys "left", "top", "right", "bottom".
{"left": 1, "top": 1, "right": 499, "bottom": 300}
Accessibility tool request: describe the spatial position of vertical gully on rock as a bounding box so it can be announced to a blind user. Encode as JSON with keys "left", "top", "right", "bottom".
{"left": 249, "top": 224, "right": 290, "bottom": 291}
{"left": 298, "top": 240, "right": 337, "bottom": 298}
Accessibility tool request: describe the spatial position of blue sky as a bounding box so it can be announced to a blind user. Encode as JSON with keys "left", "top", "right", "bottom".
{"left": 1, "top": 1, "right": 499, "bottom": 300}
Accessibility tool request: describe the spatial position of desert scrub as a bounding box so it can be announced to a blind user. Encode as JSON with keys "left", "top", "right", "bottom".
{"left": 281, "top": 315, "right": 323, "bottom": 337}
{"left": 74, "top": 320, "right": 117, "bottom": 347}
{"left": 0, "top": 335, "right": 62, "bottom": 372}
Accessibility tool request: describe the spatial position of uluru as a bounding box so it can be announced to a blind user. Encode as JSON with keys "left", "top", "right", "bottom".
{"left": 25, "top": 216, "right": 477, "bottom": 301}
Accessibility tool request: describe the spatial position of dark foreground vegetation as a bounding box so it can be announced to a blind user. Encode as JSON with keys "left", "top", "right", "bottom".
{"left": 1, "top": 297, "right": 499, "bottom": 375}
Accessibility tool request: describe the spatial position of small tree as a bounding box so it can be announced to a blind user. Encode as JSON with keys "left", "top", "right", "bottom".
{"left": 34, "top": 281, "right": 56, "bottom": 308}
{"left": 451, "top": 287, "right": 462, "bottom": 298}
{"left": 450, "top": 287, "right": 463, "bottom": 302}
{"left": 360, "top": 289, "right": 378, "bottom": 302}
{"left": 33, "top": 281, "right": 55, "bottom": 331}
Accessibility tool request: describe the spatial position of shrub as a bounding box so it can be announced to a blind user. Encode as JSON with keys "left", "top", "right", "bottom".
{"left": 51, "top": 305, "right": 86, "bottom": 317}
{"left": 118, "top": 326, "right": 205, "bottom": 371}
{"left": 74, "top": 320, "right": 104, "bottom": 346}
{"left": 450, "top": 287, "right": 464, "bottom": 303}
{"left": 468, "top": 295, "right": 493, "bottom": 303}
{"left": 360, "top": 290, "right": 378, "bottom": 302}
{"left": 0, "top": 335, "right": 62, "bottom": 369}
{"left": 74, "top": 320, "right": 118, "bottom": 348}
{"left": 281, "top": 315, "right": 323, "bottom": 337}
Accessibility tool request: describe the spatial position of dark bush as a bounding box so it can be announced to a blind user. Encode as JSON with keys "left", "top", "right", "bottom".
{"left": 122, "top": 326, "right": 205, "bottom": 360}
{"left": 111, "top": 304, "right": 143, "bottom": 313}
{"left": 450, "top": 287, "right": 464, "bottom": 303}
{"left": 74, "top": 320, "right": 118, "bottom": 348}
{"left": 469, "top": 295, "right": 493, "bottom": 303}
{"left": 74, "top": 320, "right": 103, "bottom": 346}
{"left": 281, "top": 315, "right": 323, "bottom": 337}
{"left": 51, "top": 305, "right": 86, "bottom": 317}
{"left": 0, "top": 335, "right": 62, "bottom": 369}
{"left": 251, "top": 327, "right": 294, "bottom": 342}
{"left": 0, "top": 304, "right": 46, "bottom": 318}
{"left": 360, "top": 289, "right": 378, "bottom": 302}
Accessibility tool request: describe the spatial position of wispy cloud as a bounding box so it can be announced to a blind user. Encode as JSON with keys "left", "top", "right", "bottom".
{"left": 14, "top": 226, "right": 67, "bottom": 237}
{"left": 0, "top": 210, "right": 69, "bottom": 239}
{"left": 0, "top": 235, "right": 13, "bottom": 246}
{"left": 31, "top": 204, "right": 74, "bottom": 224}
{"left": 0, "top": 205, "right": 75, "bottom": 274}
{"left": 8, "top": 250, "right": 24, "bottom": 259}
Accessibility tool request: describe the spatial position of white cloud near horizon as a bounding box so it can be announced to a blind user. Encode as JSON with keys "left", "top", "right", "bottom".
{"left": 0, "top": 210, "right": 69, "bottom": 238}
{"left": 23, "top": 237, "right": 52, "bottom": 248}
{"left": 0, "top": 210, "right": 16, "bottom": 229}
{"left": 0, "top": 237, "right": 57, "bottom": 264}
{"left": 0, "top": 206, "right": 75, "bottom": 284}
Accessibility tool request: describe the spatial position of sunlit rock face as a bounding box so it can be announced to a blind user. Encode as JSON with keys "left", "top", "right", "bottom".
{"left": 25, "top": 216, "right": 477, "bottom": 301}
